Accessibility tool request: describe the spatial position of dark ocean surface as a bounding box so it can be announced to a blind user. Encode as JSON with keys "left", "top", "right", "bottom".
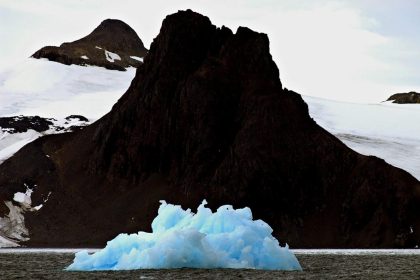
{"left": 0, "top": 249, "right": 419, "bottom": 279}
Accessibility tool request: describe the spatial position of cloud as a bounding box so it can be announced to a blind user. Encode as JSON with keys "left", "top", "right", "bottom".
{"left": 0, "top": 0, "right": 419, "bottom": 102}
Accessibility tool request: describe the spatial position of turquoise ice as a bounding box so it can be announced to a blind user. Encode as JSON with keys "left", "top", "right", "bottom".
{"left": 67, "top": 200, "right": 302, "bottom": 271}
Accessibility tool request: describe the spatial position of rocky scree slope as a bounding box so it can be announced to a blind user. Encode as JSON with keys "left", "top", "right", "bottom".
{"left": 32, "top": 19, "right": 148, "bottom": 71}
{"left": 0, "top": 10, "right": 419, "bottom": 248}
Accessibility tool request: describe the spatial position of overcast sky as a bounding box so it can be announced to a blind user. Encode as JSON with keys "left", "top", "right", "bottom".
{"left": 1, "top": 0, "right": 419, "bottom": 102}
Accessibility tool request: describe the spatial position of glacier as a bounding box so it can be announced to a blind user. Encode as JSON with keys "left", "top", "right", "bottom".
{"left": 303, "top": 95, "right": 420, "bottom": 180}
{"left": 67, "top": 200, "right": 302, "bottom": 271}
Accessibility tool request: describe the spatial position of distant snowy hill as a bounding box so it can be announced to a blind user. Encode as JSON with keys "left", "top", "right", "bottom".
{"left": 0, "top": 58, "right": 135, "bottom": 166}
{"left": 32, "top": 19, "right": 148, "bottom": 71}
{"left": 303, "top": 96, "right": 420, "bottom": 180}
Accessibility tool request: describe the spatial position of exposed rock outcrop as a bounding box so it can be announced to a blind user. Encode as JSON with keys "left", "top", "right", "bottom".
{"left": 0, "top": 10, "right": 419, "bottom": 248}
{"left": 0, "top": 116, "right": 53, "bottom": 133}
{"left": 32, "top": 19, "right": 148, "bottom": 71}
{"left": 0, "top": 115, "right": 89, "bottom": 134}
{"left": 387, "top": 91, "right": 420, "bottom": 104}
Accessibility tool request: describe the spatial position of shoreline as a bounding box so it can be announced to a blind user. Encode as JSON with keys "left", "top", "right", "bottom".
{"left": 0, "top": 248, "right": 419, "bottom": 255}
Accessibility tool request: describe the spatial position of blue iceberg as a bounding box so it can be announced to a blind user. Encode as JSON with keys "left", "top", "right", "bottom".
{"left": 67, "top": 200, "right": 302, "bottom": 271}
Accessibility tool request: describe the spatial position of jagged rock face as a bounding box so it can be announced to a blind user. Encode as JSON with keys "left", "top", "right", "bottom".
{"left": 387, "top": 91, "right": 420, "bottom": 104}
{"left": 32, "top": 19, "right": 148, "bottom": 71}
{"left": 0, "top": 10, "right": 419, "bottom": 248}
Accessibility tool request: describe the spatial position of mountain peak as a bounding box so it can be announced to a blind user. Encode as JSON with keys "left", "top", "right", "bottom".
{"left": 32, "top": 19, "right": 147, "bottom": 71}
{"left": 1, "top": 10, "right": 418, "bottom": 248}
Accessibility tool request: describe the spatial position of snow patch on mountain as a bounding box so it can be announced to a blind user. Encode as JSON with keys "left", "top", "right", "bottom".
{"left": 130, "top": 56, "right": 143, "bottom": 62}
{"left": 0, "top": 201, "right": 29, "bottom": 247}
{"left": 105, "top": 50, "right": 121, "bottom": 63}
{"left": 0, "top": 184, "right": 50, "bottom": 247}
{"left": 13, "top": 187, "right": 33, "bottom": 207}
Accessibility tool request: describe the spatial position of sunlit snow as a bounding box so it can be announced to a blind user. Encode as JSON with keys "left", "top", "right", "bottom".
{"left": 0, "top": 58, "right": 135, "bottom": 119}
{"left": 0, "top": 57, "right": 134, "bottom": 167}
{"left": 67, "top": 200, "right": 302, "bottom": 271}
{"left": 303, "top": 95, "right": 420, "bottom": 180}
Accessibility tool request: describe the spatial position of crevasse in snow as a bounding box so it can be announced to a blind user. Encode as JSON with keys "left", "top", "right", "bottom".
{"left": 67, "top": 200, "right": 302, "bottom": 271}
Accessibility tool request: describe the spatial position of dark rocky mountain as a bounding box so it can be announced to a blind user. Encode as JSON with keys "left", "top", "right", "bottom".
{"left": 32, "top": 19, "right": 148, "bottom": 71}
{"left": 0, "top": 10, "right": 419, "bottom": 248}
{"left": 387, "top": 91, "right": 420, "bottom": 104}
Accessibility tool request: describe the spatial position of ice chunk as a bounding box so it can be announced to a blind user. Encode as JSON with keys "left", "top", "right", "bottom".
{"left": 67, "top": 200, "right": 302, "bottom": 271}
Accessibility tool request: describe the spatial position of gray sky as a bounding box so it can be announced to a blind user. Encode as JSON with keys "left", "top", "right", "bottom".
{"left": 1, "top": 0, "right": 419, "bottom": 102}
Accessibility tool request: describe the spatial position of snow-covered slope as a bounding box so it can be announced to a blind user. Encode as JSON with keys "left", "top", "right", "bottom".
{"left": 0, "top": 58, "right": 135, "bottom": 119}
{"left": 1, "top": 61, "right": 419, "bottom": 182}
{"left": 0, "top": 58, "right": 134, "bottom": 247}
{"left": 0, "top": 58, "right": 135, "bottom": 165}
{"left": 303, "top": 96, "right": 420, "bottom": 180}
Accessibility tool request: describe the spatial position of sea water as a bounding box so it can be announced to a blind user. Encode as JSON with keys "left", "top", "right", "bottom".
{"left": 0, "top": 249, "right": 419, "bottom": 279}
